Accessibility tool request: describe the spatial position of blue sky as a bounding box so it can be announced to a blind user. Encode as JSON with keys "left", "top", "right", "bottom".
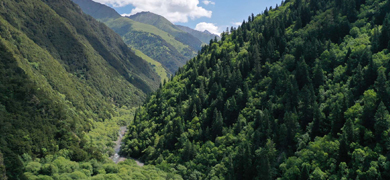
{"left": 92, "top": 0, "right": 282, "bottom": 35}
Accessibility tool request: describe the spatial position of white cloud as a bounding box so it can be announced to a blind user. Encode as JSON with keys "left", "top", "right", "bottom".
{"left": 92, "top": 0, "right": 212, "bottom": 23}
{"left": 202, "top": 0, "right": 215, "bottom": 5}
{"left": 195, "top": 22, "right": 220, "bottom": 35}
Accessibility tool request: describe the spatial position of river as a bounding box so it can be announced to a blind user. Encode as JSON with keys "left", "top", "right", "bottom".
{"left": 111, "top": 126, "right": 144, "bottom": 166}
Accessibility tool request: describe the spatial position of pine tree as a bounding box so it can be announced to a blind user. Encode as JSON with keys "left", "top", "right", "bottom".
{"left": 300, "top": 163, "right": 311, "bottom": 180}
{"left": 362, "top": 90, "right": 378, "bottom": 130}
{"left": 284, "top": 111, "right": 298, "bottom": 148}
{"left": 365, "top": 53, "right": 377, "bottom": 87}
{"left": 343, "top": 118, "right": 355, "bottom": 143}
{"left": 257, "top": 149, "right": 272, "bottom": 180}
{"left": 296, "top": 57, "right": 311, "bottom": 89}
{"left": 371, "top": 26, "right": 381, "bottom": 53}
{"left": 379, "top": 14, "right": 390, "bottom": 51}
{"left": 299, "top": 85, "right": 314, "bottom": 129}
{"left": 375, "top": 67, "right": 389, "bottom": 107}
{"left": 212, "top": 109, "right": 223, "bottom": 138}
{"left": 311, "top": 102, "right": 323, "bottom": 139}
{"left": 313, "top": 59, "right": 325, "bottom": 89}
{"left": 351, "top": 63, "right": 365, "bottom": 96}
{"left": 338, "top": 133, "right": 350, "bottom": 164}
{"left": 253, "top": 47, "right": 262, "bottom": 80}
{"left": 374, "top": 102, "right": 389, "bottom": 142}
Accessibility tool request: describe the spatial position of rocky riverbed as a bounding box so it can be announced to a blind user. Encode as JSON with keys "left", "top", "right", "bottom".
{"left": 111, "top": 126, "right": 144, "bottom": 166}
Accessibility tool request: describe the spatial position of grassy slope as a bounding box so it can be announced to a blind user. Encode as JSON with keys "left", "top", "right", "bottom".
{"left": 131, "top": 21, "right": 190, "bottom": 56}
{"left": 71, "top": 0, "right": 200, "bottom": 75}
{"left": 113, "top": 17, "right": 192, "bottom": 59}
{"left": 133, "top": 49, "right": 169, "bottom": 83}
{"left": 102, "top": 17, "right": 188, "bottom": 73}
{"left": 129, "top": 12, "right": 201, "bottom": 55}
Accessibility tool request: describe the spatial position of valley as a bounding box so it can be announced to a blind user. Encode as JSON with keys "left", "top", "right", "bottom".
{"left": 1, "top": 0, "right": 390, "bottom": 179}
{"left": 72, "top": 0, "right": 219, "bottom": 79}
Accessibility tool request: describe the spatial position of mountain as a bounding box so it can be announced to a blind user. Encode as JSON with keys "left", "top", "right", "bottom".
{"left": 72, "top": 0, "right": 202, "bottom": 77}
{"left": 103, "top": 16, "right": 190, "bottom": 75}
{"left": 121, "top": 0, "right": 390, "bottom": 179}
{"left": 0, "top": 0, "right": 161, "bottom": 178}
{"left": 128, "top": 12, "right": 203, "bottom": 52}
{"left": 176, "top": 25, "right": 220, "bottom": 44}
{"left": 71, "top": 0, "right": 121, "bottom": 19}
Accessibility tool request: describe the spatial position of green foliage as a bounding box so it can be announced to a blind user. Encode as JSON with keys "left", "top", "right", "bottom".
{"left": 0, "top": 0, "right": 159, "bottom": 178}
{"left": 21, "top": 154, "right": 183, "bottom": 180}
{"left": 120, "top": 0, "right": 390, "bottom": 179}
{"left": 72, "top": 0, "right": 202, "bottom": 75}
{"left": 133, "top": 49, "right": 169, "bottom": 83}
{"left": 129, "top": 12, "right": 202, "bottom": 52}
{"left": 0, "top": 152, "right": 6, "bottom": 180}
{"left": 102, "top": 16, "right": 190, "bottom": 74}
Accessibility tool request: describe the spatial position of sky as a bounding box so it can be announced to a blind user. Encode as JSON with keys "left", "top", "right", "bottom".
{"left": 91, "top": 0, "right": 282, "bottom": 35}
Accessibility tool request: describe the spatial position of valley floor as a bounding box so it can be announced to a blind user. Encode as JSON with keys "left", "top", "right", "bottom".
{"left": 112, "top": 126, "right": 144, "bottom": 166}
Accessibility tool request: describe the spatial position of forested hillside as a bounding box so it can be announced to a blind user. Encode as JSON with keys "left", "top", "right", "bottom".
{"left": 0, "top": 0, "right": 161, "bottom": 178}
{"left": 72, "top": 0, "right": 204, "bottom": 76}
{"left": 121, "top": 0, "right": 390, "bottom": 179}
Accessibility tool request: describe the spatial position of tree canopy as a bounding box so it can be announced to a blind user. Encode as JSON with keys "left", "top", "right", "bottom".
{"left": 121, "top": 0, "right": 390, "bottom": 179}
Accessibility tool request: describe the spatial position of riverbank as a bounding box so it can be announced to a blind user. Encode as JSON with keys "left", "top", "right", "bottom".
{"left": 111, "top": 126, "right": 144, "bottom": 166}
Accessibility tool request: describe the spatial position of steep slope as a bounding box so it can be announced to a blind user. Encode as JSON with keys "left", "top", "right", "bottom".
{"left": 121, "top": 0, "right": 390, "bottom": 179}
{"left": 103, "top": 17, "right": 189, "bottom": 74}
{"left": 176, "top": 25, "right": 220, "bottom": 44}
{"left": 71, "top": 0, "right": 121, "bottom": 19}
{"left": 0, "top": 0, "right": 159, "bottom": 178}
{"left": 72, "top": 0, "right": 200, "bottom": 76}
{"left": 129, "top": 12, "right": 203, "bottom": 53}
{"left": 133, "top": 49, "right": 169, "bottom": 83}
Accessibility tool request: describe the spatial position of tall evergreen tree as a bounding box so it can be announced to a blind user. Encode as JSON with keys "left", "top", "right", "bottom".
{"left": 374, "top": 102, "right": 389, "bottom": 142}
{"left": 380, "top": 14, "right": 390, "bottom": 51}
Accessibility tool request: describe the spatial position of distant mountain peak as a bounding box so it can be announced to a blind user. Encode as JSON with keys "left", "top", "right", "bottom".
{"left": 176, "top": 25, "right": 220, "bottom": 43}
{"left": 71, "top": 0, "right": 121, "bottom": 19}
{"left": 136, "top": 11, "right": 152, "bottom": 15}
{"left": 204, "top": 30, "right": 212, "bottom": 34}
{"left": 129, "top": 11, "right": 171, "bottom": 23}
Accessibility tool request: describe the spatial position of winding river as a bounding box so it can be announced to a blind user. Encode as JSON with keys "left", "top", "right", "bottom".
{"left": 111, "top": 126, "right": 144, "bottom": 166}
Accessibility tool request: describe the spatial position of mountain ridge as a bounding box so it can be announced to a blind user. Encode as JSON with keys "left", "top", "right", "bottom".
{"left": 127, "top": 11, "right": 202, "bottom": 59}
{"left": 72, "top": 0, "right": 211, "bottom": 77}
{"left": 72, "top": 0, "right": 121, "bottom": 19}
{"left": 176, "top": 25, "right": 220, "bottom": 44}
{"left": 0, "top": 0, "right": 159, "bottom": 178}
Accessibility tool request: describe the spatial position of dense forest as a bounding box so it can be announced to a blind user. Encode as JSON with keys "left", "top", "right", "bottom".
{"left": 2, "top": 0, "right": 390, "bottom": 179}
{"left": 121, "top": 0, "right": 390, "bottom": 179}
{"left": 0, "top": 0, "right": 178, "bottom": 179}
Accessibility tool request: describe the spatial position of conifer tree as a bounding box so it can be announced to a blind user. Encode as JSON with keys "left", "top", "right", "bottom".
{"left": 380, "top": 14, "right": 390, "bottom": 51}
{"left": 375, "top": 67, "right": 389, "bottom": 107}
{"left": 374, "top": 102, "right": 389, "bottom": 142}
{"left": 212, "top": 109, "right": 223, "bottom": 138}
